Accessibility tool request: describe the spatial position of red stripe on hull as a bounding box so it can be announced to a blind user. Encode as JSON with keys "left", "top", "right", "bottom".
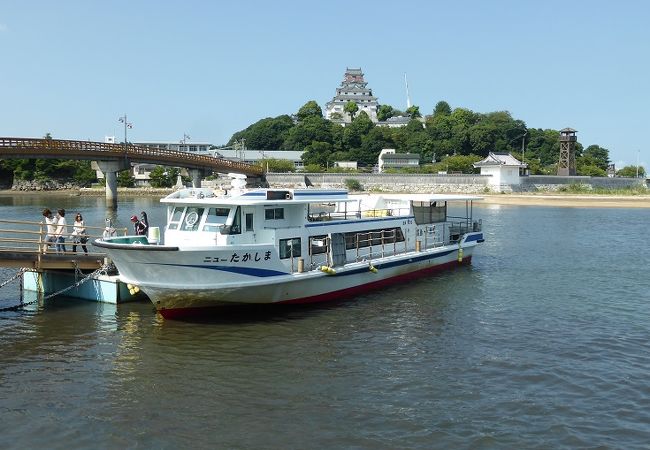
{"left": 158, "top": 256, "right": 472, "bottom": 320}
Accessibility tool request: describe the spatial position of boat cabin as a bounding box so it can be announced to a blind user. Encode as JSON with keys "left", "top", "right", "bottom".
{"left": 159, "top": 188, "right": 480, "bottom": 269}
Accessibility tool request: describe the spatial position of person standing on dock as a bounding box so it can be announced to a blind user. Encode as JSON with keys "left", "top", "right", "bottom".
{"left": 54, "top": 209, "right": 67, "bottom": 253}
{"left": 71, "top": 213, "right": 88, "bottom": 254}
{"left": 42, "top": 208, "right": 57, "bottom": 251}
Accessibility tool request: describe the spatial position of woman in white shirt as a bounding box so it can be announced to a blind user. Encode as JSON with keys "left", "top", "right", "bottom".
{"left": 54, "top": 209, "right": 67, "bottom": 253}
{"left": 71, "top": 212, "right": 88, "bottom": 254}
{"left": 42, "top": 208, "right": 57, "bottom": 251}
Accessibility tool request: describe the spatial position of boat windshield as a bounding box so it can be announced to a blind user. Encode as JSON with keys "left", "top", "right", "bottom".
{"left": 203, "top": 207, "right": 230, "bottom": 232}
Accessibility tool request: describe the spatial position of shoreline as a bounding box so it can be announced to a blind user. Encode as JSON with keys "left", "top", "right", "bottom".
{"left": 2, "top": 188, "right": 650, "bottom": 208}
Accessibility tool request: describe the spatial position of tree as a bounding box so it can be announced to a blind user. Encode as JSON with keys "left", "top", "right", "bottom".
{"left": 117, "top": 169, "right": 135, "bottom": 187}
{"left": 582, "top": 145, "right": 609, "bottom": 170}
{"left": 358, "top": 127, "right": 394, "bottom": 165}
{"left": 296, "top": 100, "right": 323, "bottom": 121}
{"left": 260, "top": 158, "right": 295, "bottom": 173}
{"left": 343, "top": 111, "right": 374, "bottom": 151}
{"left": 149, "top": 166, "right": 176, "bottom": 188}
{"left": 344, "top": 101, "right": 359, "bottom": 121}
{"left": 617, "top": 165, "right": 646, "bottom": 177}
{"left": 578, "top": 165, "right": 607, "bottom": 177}
{"left": 405, "top": 105, "right": 421, "bottom": 118}
{"left": 377, "top": 104, "right": 394, "bottom": 122}
{"left": 283, "top": 116, "right": 333, "bottom": 151}
{"left": 228, "top": 115, "right": 294, "bottom": 150}
{"left": 437, "top": 154, "right": 482, "bottom": 173}
{"left": 433, "top": 101, "right": 452, "bottom": 117}
{"left": 302, "top": 141, "right": 333, "bottom": 167}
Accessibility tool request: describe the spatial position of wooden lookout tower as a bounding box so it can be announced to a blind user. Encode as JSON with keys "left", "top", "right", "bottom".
{"left": 558, "top": 127, "right": 577, "bottom": 176}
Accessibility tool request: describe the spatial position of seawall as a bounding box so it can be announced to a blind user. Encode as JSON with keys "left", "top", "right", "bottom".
{"left": 264, "top": 173, "right": 646, "bottom": 193}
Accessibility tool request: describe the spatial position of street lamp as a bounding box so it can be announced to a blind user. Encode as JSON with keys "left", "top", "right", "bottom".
{"left": 118, "top": 114, "right": 133, "bottom": 153}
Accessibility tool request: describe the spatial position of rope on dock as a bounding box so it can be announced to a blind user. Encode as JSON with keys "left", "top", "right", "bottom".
{"left": 0, "top": 264, "right": 112, "bottom": 312}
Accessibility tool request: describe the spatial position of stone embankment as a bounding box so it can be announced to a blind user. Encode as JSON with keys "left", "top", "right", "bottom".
{"left": 12, "top": 179, "right": 83, "bottom": 191}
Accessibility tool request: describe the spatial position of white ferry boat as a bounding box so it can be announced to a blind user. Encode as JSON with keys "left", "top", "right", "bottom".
{"left": 95, "top": 185, "right": 484, "bottom": 319}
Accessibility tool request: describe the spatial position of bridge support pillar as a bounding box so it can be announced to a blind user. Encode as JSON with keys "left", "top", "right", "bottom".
{"left": 189, "top": 169, "right": 203, "bottom": 188}
{"left": 95, "top": 160, "right": 130, "bottom": 209}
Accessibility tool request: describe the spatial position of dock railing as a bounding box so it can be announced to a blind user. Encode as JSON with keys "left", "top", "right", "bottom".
{"left": 0, "top": 219, "right": 128, "bottom": 269}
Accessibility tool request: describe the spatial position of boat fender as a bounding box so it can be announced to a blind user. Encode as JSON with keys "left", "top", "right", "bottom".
{"left": 369, "top": 265, "right": 378, "bottom": 273}
{"left": 457, "top": 247, "right": 464, "bottom": 262}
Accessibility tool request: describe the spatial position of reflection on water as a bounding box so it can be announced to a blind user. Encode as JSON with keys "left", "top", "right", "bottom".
{"left": 1, "top": 196, "right": 650, "bottom": 448}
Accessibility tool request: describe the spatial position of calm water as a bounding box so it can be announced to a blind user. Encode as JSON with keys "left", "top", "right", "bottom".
{"left": 0, "top": 194, "right": 649, "bottom": 449}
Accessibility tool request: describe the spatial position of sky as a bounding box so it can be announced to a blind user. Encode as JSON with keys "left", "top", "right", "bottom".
{"left": 1, "top": 0, "right": 649, "bottom": 168}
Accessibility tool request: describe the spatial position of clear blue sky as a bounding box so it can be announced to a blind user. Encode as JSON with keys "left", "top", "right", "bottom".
{"left": 1, "top": 0, "right": 648, "bottom": 168}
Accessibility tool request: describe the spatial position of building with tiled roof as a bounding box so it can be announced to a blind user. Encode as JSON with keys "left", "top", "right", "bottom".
{"left": 325, "top": 67, "right": 379, "bottom": 123}
{"left": 473, "top": 152, "right": 526, "bottom": 187}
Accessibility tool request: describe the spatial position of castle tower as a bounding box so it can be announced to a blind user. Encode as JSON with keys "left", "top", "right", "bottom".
{"left": 325, "top": 67, "right": 379, "bottom": 123}
{"left": 558, "top": 127, "right": 577, "bottom": 176}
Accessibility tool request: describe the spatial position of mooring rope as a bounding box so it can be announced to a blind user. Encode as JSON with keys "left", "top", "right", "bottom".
{"left": 0, "top": 264, "right": 112, "bottom": 312}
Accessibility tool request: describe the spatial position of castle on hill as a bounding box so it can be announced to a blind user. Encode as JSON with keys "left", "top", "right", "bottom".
{"left": 325, "top": 67, "right": 379, "bottom": 123}
{"left": 325, "top": 67, "right": 411, "bottom": 128}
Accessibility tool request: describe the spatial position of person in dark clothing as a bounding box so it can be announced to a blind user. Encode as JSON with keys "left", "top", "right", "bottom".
{"left": 131, "top": 215, "right": 147, "bottom": 235}
{"left": 140, "top": 211, "right": 149, "bottom": 236}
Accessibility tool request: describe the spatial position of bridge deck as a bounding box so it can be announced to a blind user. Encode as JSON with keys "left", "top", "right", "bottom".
{"left": 0, "top": 137, "right": 265, "bottom": 176}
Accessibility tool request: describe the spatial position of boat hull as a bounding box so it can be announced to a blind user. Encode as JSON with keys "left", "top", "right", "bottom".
{"left": 110, "top": 242, "right": 478, "bottom": 319}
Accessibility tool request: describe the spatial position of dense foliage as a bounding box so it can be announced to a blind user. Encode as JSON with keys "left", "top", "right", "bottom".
{"left": 226, "top": 100, "right": 628, "bottom": 175}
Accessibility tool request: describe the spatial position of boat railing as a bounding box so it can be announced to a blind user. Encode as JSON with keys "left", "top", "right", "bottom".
{"left": 307, "top": 207, "right": 410, "bottom": 222}
{"left": 447, "top": 220, "right": 474, "bottom": 243}
{"left": 422, "top": 223, "right": 445, "bottom": 248}
{"left": 354, "top": 229, "right": 406, "bottom": 262}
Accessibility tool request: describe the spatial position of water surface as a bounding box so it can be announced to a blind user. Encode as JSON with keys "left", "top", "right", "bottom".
{"left": 0, "top": 195, "right": 649, "bottom": 449}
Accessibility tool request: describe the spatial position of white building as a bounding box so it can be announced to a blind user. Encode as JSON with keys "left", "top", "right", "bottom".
{"left": 212, "top": 149, "right": 305, "bottom": 170}
{"left": 325, "top": 67, "right": 379, "bottom": 123}
{"left": 135, "top": 141, "right": 213, "bottom": 154}
{"left": 473, "top": 152, "right": 526, "bottom": 188}
{"left": 378, "top": 149, "right": 420, "bottom": 173}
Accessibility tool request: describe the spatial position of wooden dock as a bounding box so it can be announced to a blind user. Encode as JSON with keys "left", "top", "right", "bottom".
{"left": 0, "top": 219, "right": 143, "bottom": 306}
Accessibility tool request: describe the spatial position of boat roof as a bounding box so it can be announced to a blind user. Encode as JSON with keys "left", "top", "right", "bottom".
{"left": 160, "top": 188, "right": 482, "bottom": 206}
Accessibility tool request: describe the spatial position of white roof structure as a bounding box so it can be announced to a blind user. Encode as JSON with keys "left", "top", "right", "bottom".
{"left": 473, "top": 152, "right": 526, "bottom": 168}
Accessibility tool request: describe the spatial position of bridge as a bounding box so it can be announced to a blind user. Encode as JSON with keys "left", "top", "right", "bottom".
{"left": 0, "top": 137, "right": 265, "bottom": 207}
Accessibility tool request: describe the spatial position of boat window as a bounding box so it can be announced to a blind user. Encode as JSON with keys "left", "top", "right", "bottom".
{"left": 245, "top": 213, "right": 254, "bottom": 232}
{"left": 168, "top": 206, "right": 185, "bottom": 230}
{"left": 413, "top": 201, "right": 446, "bottom": 225}
{"left": 182, "top": 207, "right": 205, "bottom": 232}
{"left": 279, "top": 238, "right": 301, "bottom": 259}
{"left": 265, "top": 208, "right": 285, "bottom": 220}
{"left": 309, "top": 235, "right": 328, "bottom": 255}
{"left": 203, "top": 207, "right": 230, "bottom": 232}
{"left": 221, "top": 206, "right": 241, "bottom": 235}
{"left": 344, "top": 227, "right": 405, "bottom": 250}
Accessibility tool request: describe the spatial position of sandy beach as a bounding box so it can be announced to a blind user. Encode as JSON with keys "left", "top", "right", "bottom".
{"left": 480, "top": 194, "right": 650, "bottom": 208}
